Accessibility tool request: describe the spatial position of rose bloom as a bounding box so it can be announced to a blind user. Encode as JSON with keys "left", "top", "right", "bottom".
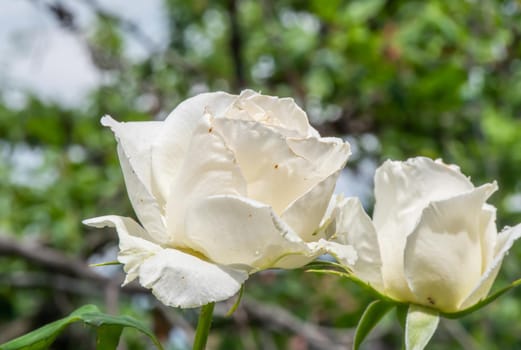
{"left": 332, "top": 157, "right": 521, "bottom": 313}
{"left": 84, "top": 90, "right": 355, "bottom": 308}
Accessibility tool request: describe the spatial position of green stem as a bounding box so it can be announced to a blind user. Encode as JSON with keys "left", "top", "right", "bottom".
{"left": 193, "top": 302, "right": 215, "bottom": 350}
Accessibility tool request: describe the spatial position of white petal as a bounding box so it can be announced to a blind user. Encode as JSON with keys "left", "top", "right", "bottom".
{"left": 184, "top": 195, "right": 313, "bottom": 270}
{"left": 460, "top": 223, "right": 521, "bottom": 309}
{"left": 479, "top": 204, "right": 497, "bottom": 273}
{"left": 213, "top": 118, "right": 348, "bottom": 214}
{"left": 373, "top": 157, "right": 474, "bottom": 234}
{"left": 281, "top": 171, "right": 340, "bottom": 242}
{"left": 166, "top": 114, "right": 247, "bottom": 244}
{"left": 83, "top": 215, "right": 248, "bottom": 308}
{"left": 101, "top": 117, "right": 167, "bottom": 242}
{"left": 116, "top": 145, "right": 167, "bottom": 243}
{"left": 151, "top": 92, "right": 237, "bottom": 203}
{"left": 311, "top": 239, "right": 358, "bottom": 267}
{"left": 225, "top": 90, "right": 317, "bottom": 137}
{"left": 82, "top": 215, "right": 161, "bottom": 284}
{"left": 273, "top": 235, "right": 359, "bottom": 272}
{"left": 138, "top": 248, "right": 249, "bottom": 308}
{"left": 373, "top": 157, "right": 474, "bottom": 301}
{"left": 403, "top": 184, "right": 497, "bottom": 312}
{"left": 286, "top": 136, "right": 351, "bottom": 184}
{"left": 329, "top": 197, "right": 383, "bottom": 290}
{"left": 101, "top": 116, "right": 162, "bottom": 197}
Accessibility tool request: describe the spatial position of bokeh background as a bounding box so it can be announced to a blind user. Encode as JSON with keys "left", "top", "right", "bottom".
{"left": 1, "top": 0, "right": 521, "bottom": 349}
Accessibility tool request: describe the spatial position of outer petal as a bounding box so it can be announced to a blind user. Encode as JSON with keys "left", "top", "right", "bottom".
{"left": 374, "top": 157, "right": 474, "bottom": 301}
{"left": 138, "top": 248, "right": 249, "bottom": 308}
{"left": 83, "top": 216, "right": 248, "bottom": 308}
{"left": 310, "top": 239, "right": 358, "bottom": 268}
{"left": 101, "top": 117, "right": 167, "bottom": 243}
{"left": 213, "top": 118, "right": 348, "bottom": 214}
{"left": 116, "top": 145, "right": 167, "bottom": 243}
{"left": 184, "top": 195, "right": 315, "bottom": 270}
{"left": 479, "top": 204, "right": 497, "bottom": 274}
{"left": 281, "top": 171, "right": 340, "bottom": 242}
{"left": 460, "top": 223, "right": 521, "bottom": 309}
{"left": 286, "top": 136, "right": 351, "bottom": 185}
{"left": 151, "top": 92, "right": 237, "bottom": 203}
{"left": 101, "top": 115, "right": 162, "bottom": 196}
{"left": 326, "top": 197, "right": 383, "bottom": 291}
{"left": 373, "top": 158, "right": 474, "bottom": 234}
{"left": 166, "top": 114, "right": 247, "bottom": 244}
{"left": 403, "top": 183, "right": 497, "bottom": 312}
{"left": 82, "top": 215, "right": 161, "bottom": 284}
{"left": 224, "top": 90, "right": 318, "bottom": 137}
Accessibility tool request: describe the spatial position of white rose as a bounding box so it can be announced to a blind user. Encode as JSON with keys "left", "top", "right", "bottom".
{"left": 331, "top": 156, "right": 521, "bottom": 313}
{"left": 84, "top": 90, "right": 354, "bottom": 308}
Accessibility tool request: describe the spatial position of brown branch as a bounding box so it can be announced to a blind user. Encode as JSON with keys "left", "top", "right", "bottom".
{"left": 2, "top": 272, "right": 103, "bottom": 296}
{"left": 214, "top": 297, "right": 363, "bottom": 349}
{"left": 0, "top": 235, "right": 104, "bottom": 281}
{"left": 243, "top": 297, "right": 353, "bottom": 349}
{"left": 0, "top": 235, "right": 144, "bottom": 294}
{"left": 227, "top": 0, "right": 246, "bottom": 90}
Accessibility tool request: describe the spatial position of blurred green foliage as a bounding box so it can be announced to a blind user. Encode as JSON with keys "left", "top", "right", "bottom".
{"left": 1, "top": 0, "right": 521, "bottom": 349}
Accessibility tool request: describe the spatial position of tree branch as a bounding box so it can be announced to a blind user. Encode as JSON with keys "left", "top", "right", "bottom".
{"left": 227, "top": 0, "right": 246, "bottom": 90}
{"left": 213, "top": 297, "right": 381, "bottom": 349}
{"left": 0, "top": 235, "right": 143, "bottom": 293}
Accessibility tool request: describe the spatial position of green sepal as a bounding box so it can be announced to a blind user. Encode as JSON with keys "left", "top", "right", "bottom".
{"left": 0, "top": 304, "right": 164, "bottom": 350}
{"left": 225, "top": 284, "right": 245, "bottom": 317}
{"left": 396, "top": 303, "right": 408, "bottom": 330}
{"left": 304, "top": 260, "right": 393, "bottom": 302}
{"left": 89, "top": 260, "right": 121, "bottom": 267}
{"left": 405, "top": 305, "right": 439, "bottom": 350}
{"left": 441, "top": 277, "right": 521, "bottom": 319}
{"left": 353, "top": 300, "right": 395, "bottom": 350}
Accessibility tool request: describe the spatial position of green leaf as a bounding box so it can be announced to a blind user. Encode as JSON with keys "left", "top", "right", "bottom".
{"left": 0, "top": 305, "right": 97, "bottom": 350}
{"left": 0, "top": 304, "right": 164, "bottom": 350}
{"left": 345, "top": 0, "right": 385, "bottom": 24}
{"left": 96, "top": 325, "right": 123, "bottom": 350}
{"left": 353, "top": 300, "right": 394, "bottom": 350}
{"left": 405, "top": 305, "right": 439, "bottom": 350}
{"left": 441, "top": 278, "right": 521, "bottom": 319}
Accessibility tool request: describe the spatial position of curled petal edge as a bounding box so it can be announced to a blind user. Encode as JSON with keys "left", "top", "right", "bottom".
{"left": 83, "top": 215, "right": 249, "bottom": 308}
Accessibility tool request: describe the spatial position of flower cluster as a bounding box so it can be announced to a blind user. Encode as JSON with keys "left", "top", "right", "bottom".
{"left": 85, "top": 90, "right": 521, "bottom": 349}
